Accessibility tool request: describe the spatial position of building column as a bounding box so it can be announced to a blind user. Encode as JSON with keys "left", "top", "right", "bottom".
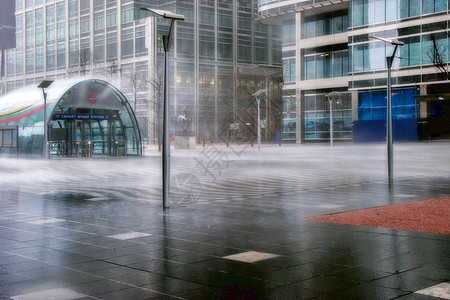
{"left": 296, "top": 88, "right": 302, "bottom": 144}
{"left": 295, "top": 12, "right": 302, "bottom": 144}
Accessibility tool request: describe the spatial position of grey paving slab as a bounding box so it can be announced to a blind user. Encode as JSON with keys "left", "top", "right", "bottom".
{"left": 0, "top": 142, "right": 449, "bottom": 299}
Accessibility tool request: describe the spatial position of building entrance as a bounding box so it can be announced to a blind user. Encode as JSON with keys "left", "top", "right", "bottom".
{"left": 50, "top": 114, "right": 128, "bottom": 158}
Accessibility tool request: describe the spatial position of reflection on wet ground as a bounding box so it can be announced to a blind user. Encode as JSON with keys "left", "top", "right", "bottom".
{"left": 0, "top": 143, "right": 449, "bottom": 299}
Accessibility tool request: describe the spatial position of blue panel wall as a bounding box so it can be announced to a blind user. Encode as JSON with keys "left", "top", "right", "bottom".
{"left": 353, "top": 119, "right": 418, "bottom": 142}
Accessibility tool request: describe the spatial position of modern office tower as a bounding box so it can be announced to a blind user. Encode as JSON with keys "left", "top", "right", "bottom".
{"left": 257, "top": 0, "right": 449, "bottom": 143}
{"left": 3, "top": 0, "right": 282, "bottom": 145}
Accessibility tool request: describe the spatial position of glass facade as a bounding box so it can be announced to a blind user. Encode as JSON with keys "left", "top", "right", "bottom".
{"left": 358, "top": 88, "right": 419, "bottom": 121}
{"left": 303, "top": 92, "right": 352, "bottom": 141}
{"left": 4, "top": 0, "right": 281, "bottom": 146}
{"left": 350, "top": 0, "right": 449, "bottom": 26}
{"left": 351, "top": 29, "right": 449, "bottom": 74}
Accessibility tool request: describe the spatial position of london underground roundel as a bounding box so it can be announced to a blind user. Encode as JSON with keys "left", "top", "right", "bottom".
{"left": 88, "top": 94, "right": 97, "bottom": 104}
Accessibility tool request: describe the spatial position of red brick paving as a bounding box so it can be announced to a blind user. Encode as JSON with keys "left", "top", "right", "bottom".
{"left": 306, "top": 197, "right": 450, "bottom": 234}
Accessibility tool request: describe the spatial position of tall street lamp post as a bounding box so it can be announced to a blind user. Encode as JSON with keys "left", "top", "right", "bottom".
{"left": 325, "top": 91, "right": 340, "bottom": 147}
{"left": 369, "top": 36, "right": 404, "bottom": 183}
{"left": 252, "top": 89, "right": 266, "bottom": 151}
{"left": 38, "top": 80, "right": 53, "bottom": 160}
{"left": 140, "top": 8, "right": 185, "bottom": 209}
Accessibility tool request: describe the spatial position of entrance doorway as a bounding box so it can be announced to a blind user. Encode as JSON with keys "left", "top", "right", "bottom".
{"left": 51, "top": 117, "right": 126, "bottom": 158}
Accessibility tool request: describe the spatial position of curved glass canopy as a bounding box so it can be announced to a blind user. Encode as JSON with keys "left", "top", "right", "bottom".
{"left": 0, "top": 79, "right": 142, "bottom": 158}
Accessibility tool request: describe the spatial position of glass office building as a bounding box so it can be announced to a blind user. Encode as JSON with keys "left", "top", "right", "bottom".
{"left": 3, "top": 0, "right": 282, "bottom": 146}
{"left": 0, "top": 79, "right": 142, "bottom": 157}
{"left": 257, "top": 0, "right": 450, "bottom": 142}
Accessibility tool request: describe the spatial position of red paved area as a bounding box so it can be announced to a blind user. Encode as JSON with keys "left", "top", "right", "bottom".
{"left": 306, "top": 197, "right": 450, "bottom": 234}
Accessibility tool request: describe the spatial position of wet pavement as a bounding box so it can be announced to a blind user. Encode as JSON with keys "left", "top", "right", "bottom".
{"left": 0, "top": 142, "right": 449, "bottom": 299}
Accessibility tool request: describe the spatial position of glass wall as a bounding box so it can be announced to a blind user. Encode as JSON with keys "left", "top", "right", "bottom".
{"left": 351, "top": 0, "right": 449, "bottom": 27}
{"left": 303, "top": 10, "right": 348, "bottom": 39}
{"left": 351, "top": 27, "right": 449, "bottom": 73}
{"left": 358, "top": 88, "right": 419, "bottom": 121}
{"left": 303, "top": 92, "right": 352, "bottom": 141}
{"left": 282, "top": 95, "right": 296, "bottom": 142}
{"left": 303, "top": 50, "right": 349, "bottom": 80}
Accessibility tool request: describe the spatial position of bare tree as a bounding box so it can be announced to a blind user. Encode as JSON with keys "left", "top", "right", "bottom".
{"left": 428, "top": 7, "right": 450, "bottom": 80}
{"left": 147, "top": 55, "right": 164, "bottom": 150}
{"left": 429, "top": 32, "right": 450, "bottom": 81}
{"left": 68, "top": 49, "right": 91, "bottom": 76}
{"left": 106, "top": 58, "right": 121, "bottom": 78}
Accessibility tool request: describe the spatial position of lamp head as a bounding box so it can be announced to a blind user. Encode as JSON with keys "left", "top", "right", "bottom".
{"left": 253, "top": 89, "right": 267, "bottom": 98}
{"left": 368, "top": 36, "right": 405, "bottom": 46}
{"left": 140, "top": 7, "right": 185, "bottom": 21}
{"left": 38, "top": 80, "right": 53, "bottom": 89}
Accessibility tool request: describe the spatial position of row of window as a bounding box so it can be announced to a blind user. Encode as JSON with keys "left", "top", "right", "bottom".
{"left": 351, "top": 0, "right": 449, "bottom": 27}
{"left": 303, "top": 11, "right": 349, "bottom": 39}
{"left": 303, "top": 51, "right": 349, "bottom": 80}
{"left": 7, "top": 32, "right": 147, "bottom": 76}
{"left": 351, "top": 32, "right": 449, "bottom": 72}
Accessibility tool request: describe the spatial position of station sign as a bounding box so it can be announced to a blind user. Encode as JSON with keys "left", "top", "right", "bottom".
{"left": 52, "top": 114, "right": 111, "bottom": 120}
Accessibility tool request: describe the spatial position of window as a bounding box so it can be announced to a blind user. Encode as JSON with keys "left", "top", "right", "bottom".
{"left": 94, "top": 35, "right": 105, "bottom": 61}
{"left": 255, "top": 47, "right": 268, "bottom": 63}
{"left": 121, "top": 6, "right": 134, "bottom": 24}
{"left": 69, "top": 19, "right": 78, "bottom": 38}
{"left": 46, "top": 5, "right": 55, "bottom": 24}
{"left": 56, "top": 2, "right": 65, "bottom": 21}
{"left": 358, "top": 88, "right": 418, "bottom": 120}
{"left": 238, "top": 17, "right": 251, "bottom": 31}
{"left": 282, "top": 19, "right": 295, "bottom": 44}
{"left": 35, "top": 27, "right": 43, "bottom": 47}
{"left": 121, "top": 29, "right": 133, "bottom": 57}
{"left": 304, "top": 56, "right": 314, "bottom": 80}
{"left": 26, "top": 11, "right": 34, "bottom": 27}
{"left": 47, "top": 24, "right": 55, "bottom": 43}
{"left": 107, "top": 32, "right": 117, "bottom": 59}
{"left": 26, "top": 30, "right": 34, "bottom": 48}
{"left": 374, "top": 0, "right": 386, "bottom": 23}
{"left": 218, "top": 14, "right": 232, "bottom": 28}
{"left": 16, "top": 0, "right": 23, "bottom": 10}
{"left": 35, "top": 8, "right": 43, "bottom": 26}
{"left": 26, "top": 50, "right": 34, "bottom": 73}
{"left": 94, "top": 13, "right": 104, "bottom": 30}
{"left": 80, "top": 0, "right": 89, "bottom": 14}
{"left": 303, "top": 12, "right": 348, "bottom": 38}
{"left": 57, "top": 43, "right": 65, "bottom": 68}
{"left": 16, "top": 52, "right": 23, "bottom": 75}
{"left": 7, "top": 51, "right": 15, "bottom": 76}
{"left": 57, "top": 22, "right": 65, "bottom": 42}
{"left": 69, "top": 0, "right": 78, "bottom": 18}
{"left": 80, "top": 16, "right": 89, "bottom": 33}
{"left": 283, "top": 58, "right": 296, "bottom": 82}
{"left": 135, "top": 26, "right": 147, "bottom": 55}
{"left": 107, "top": 10, "right": 117, "bottom": 27}
{"left": 200, "top": 41, "right": 215, "bottom": 58}
{"left": 200, "top": 11, "right": 214, "bottom": 25}
{"left": 238, "top": 45, "right": 251, "bottom": 61}
{"left": 399, "top": 36, "right": 420, "bottom": 67}
{"left": 47, "top": 45, "right": 55, "bottom": 70}
{"left": 16, "top": 15, "right": 23, "bottom": 32}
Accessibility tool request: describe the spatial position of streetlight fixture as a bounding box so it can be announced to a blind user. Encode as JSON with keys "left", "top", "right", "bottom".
{"left": 252, "top": 89, "right": 267, "bottom": 151}
{"left": 325, "top": 91, "right": 340, "bottom": 147}
{"left": 140, "top": 7, "right": 185, "bottom": 209}
{"left": 38, "top": 80, "right": 53, "bottom": 160}
{"left": 369, "top": 36, "right": 404, "bottom": 183}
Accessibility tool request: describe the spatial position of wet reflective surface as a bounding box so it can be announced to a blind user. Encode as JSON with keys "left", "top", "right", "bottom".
{"left": 0, "top": 143, "right": 449, "bottom": 299}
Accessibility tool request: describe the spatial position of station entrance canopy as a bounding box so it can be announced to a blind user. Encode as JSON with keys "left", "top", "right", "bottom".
{"left": 0, "top": 79, "right": 142, "bottom": 158}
